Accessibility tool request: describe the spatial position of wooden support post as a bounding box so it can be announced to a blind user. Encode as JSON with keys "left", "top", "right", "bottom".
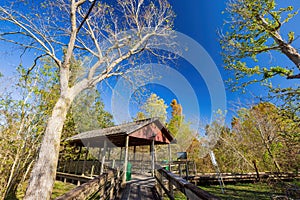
{"left": 179, "top": 163, "right": 182, "bottom": 177}
{"left": 97, "top": 147, "right": 102, "bottom": 173}
{"left": 122, "top": 135, "right": 129, "bottom": 185}
{"left": 168, "top": 143, "right": 172, "bottom": 171}
{"left": 82, "top": 142, "right": 90, "bottom": 176}
{"left": 108, "top": 147, "right": 111, "bottom": 163}
{"left": 151, "top": 139, "right": 155, "bottom": 177}
{"left": 100, "top": 140, "right": 107, "bottom": 175}
{"left": 185, "top": 161, "right": 189, "bottom": 180}
{"left": 120, "top": 147, "right": 123, "bottom": 163}
{"left": 133, "top": 146, "right": 136, "bottom": 161}
{"left": 193, "top": 161, "right": 197, "bottom": 175}
{"left": 91, "top": 165, "right": 95, "bottom": 177}
{"left": 112, "top": 159, "right": 115, "bottom": 168}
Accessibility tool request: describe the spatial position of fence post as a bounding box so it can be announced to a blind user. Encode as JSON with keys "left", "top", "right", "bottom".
{"left": 168, "top": 177, "right": 174, "bottom": 199}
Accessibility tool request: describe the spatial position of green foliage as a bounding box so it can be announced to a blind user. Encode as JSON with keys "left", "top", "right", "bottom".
{"left": 0, "top": 62, "right": 58, "bottom": 198}
{"left": 0, "top": 57, "right": 114, "bottom": 198}
{"left": 221, "top": 0, "right": 300, "bottom": 108}
{"left": 213, "top": 102, "right": 299, "bottom": 173}
{"left": 134, "top": 112, "right": 146, "bottom": 121}
{"left": 167, "top": 99, "right": 183, "bottom": 137}
{"left": 140, "top": 93, "right": 168, "bottom": 124}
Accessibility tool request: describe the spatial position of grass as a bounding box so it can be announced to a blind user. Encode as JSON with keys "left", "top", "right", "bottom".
{"left": 199, "top": 182, "right": 281, "bottom": 200}
{"left": 51, "top": 181, "right": 76, "bottom": 199}
{"left": 199, "top": 181, "right": 300, "bottom": 200}
{"left": 165, "top": 181, "right": 300, "bottom": 200}
{"left": 15, "top": 180, "right": 76, "bottom": 199}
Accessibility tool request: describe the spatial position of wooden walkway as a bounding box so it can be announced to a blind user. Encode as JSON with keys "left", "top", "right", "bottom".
{"left": 119, "top": 174, "right": 161, "bottom": 200}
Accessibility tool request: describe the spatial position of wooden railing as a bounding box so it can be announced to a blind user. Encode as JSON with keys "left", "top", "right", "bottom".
{"left": 155, "top": 167, "right": 220, "bottom": 200}
{"left": 188, "top": 171, "right": 300, "bottom": 185}
{"left": 55, "top": 167, "right": 124, "bottom": 200}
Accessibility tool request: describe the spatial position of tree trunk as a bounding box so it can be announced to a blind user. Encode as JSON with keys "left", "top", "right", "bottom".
{"left": 24, "top": 97, "right": 72, "bottom": 200}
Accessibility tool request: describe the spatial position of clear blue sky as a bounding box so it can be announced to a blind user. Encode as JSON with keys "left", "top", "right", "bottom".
{"left": 0, "top": 0, "right": 299, "bottom": 128}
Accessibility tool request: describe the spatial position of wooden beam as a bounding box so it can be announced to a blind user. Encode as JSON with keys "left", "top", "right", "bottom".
{"left": 122, "top": 135, "right": 129, "bottom": 184}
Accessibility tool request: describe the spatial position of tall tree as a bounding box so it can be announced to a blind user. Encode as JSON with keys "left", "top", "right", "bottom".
{"left": 0, "top": 64, "right": 57, "bottom": 199}
{"left": 167, "top": 99, "right": 183, "bottom": 137}
{"left": 221, "top": 0, "right": 300, "bottom": 111}
{"left": 215, "top": 102, "right": 299, "bottom": 173}
{"left": 141, "top": 93, "right": 168, "bottom": 124}
{"left": 0, "top": 1, "right": 175, "bottom": 198}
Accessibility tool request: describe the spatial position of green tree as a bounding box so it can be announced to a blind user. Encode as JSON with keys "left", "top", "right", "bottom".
{"left": 214, "top": 102, "right": 299, "bottom": 173}
{"left": 0, "top": 1, "right": 175, "bottom": 198}
{"left": 0, "top": 57, "right": 114, "bottom": 199}
{"left": 0, "top": 64, "right": 57, "bottom": 199}
{"left": 167, "top": 99, "right": 183, "bottom": 137}
{"left": 141, "top": 93, "right": 168, "bottom": 124}
{"left": 221, "top": 0, "right": 300, "bottom": 111}
{"left": 134, "top": 112, "right": 146, "bottom": 121}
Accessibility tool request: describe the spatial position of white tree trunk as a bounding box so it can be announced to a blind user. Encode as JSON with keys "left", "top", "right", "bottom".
{"left": 24, "top": 97, "right": 72, "bottom": 200}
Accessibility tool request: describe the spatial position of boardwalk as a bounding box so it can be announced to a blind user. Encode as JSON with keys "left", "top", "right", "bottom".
{"left": 119, "top": 174, "right": 160, "bottom": 200}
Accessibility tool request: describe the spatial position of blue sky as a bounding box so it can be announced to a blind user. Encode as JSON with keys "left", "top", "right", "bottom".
{"left": 0, "top": 0, "right": 299, "bottom": 128}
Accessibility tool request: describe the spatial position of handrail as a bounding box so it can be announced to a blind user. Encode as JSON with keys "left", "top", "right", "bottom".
{"left": 55, "top": 167, "right": 124, "bottom": 200}
{"left": 155, "top": 167, "right": 220, "bottom": 200}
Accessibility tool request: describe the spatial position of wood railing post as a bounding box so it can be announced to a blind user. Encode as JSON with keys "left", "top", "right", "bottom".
{"left": 112, "top": 159, "right": 115, "bottom": 169}
{"left": 186, "top": 160, "right": 189, "bottom": 180}
{"left": 109, "top": 174, "right": 115, "bottom": 199}
{"left": 179, "top": 163, "right": 182, "bottom": 177}
{"left": 90, "top": 165, "right": 94, "bottom": 177}
{"left": 168, "top": 143, "right": 172, "bottom": 171}
{"left": 159, "top": 172, "right": 163, "bottom": 196}
{"left": 168, "top": 177, "right": 174, "bottom": 199}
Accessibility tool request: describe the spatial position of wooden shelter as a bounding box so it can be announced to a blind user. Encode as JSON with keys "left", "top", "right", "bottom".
{"left": 66, "top": 118, "right": 175, "bottom": 183}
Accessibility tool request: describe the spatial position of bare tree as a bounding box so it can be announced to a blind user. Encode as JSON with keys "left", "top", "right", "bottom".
{"left": 0, "top": 0, "right": 175, "bottom": 199}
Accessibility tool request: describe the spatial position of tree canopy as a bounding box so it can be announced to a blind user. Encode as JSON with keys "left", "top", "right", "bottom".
{"left": 221, "top": 0, "right": 300, "bottom": 111}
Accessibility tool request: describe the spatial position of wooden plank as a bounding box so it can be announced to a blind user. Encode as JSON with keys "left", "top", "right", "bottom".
{"left": 120, "top": 174, "right": 157, "bottom": 200}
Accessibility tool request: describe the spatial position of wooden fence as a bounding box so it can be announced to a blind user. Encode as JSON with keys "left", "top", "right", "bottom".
{"left": 55, "top": 167, "right": 124, "bottom": 200}
{"left": 155, "top": 167, "right": 220, "bottom": 200}
{"left": 188, "top": 172, "right": 300, "bottom": 185}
